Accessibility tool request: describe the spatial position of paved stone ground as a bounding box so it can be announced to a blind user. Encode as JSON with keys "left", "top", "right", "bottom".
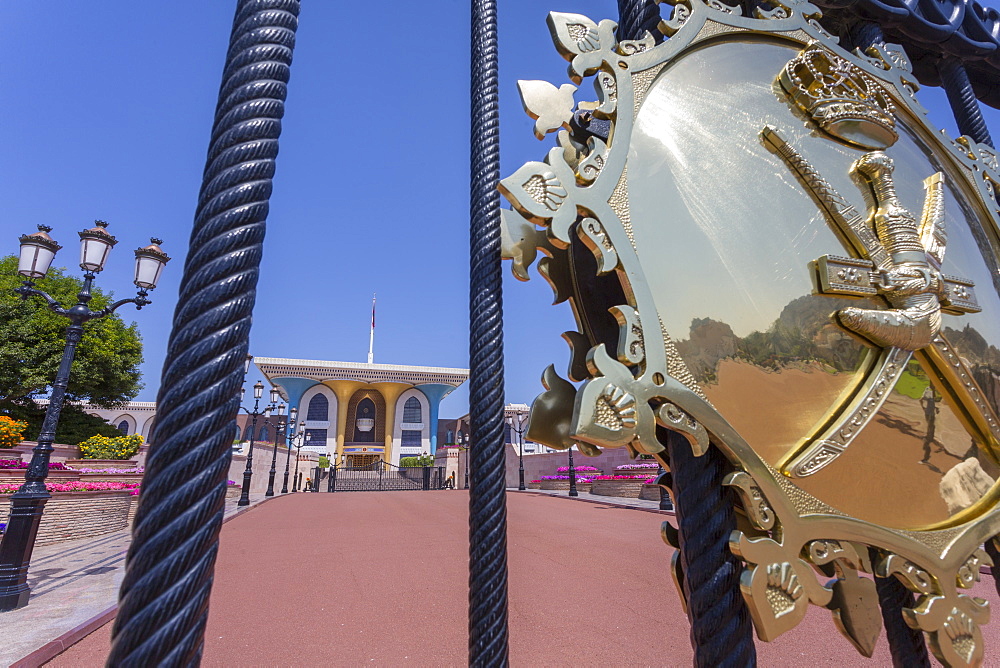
{"left": 2, "top": 492, "right": 274, "bottom": 667}
{"left": 47, "top": 490, "right": 1000, "bottom": 666}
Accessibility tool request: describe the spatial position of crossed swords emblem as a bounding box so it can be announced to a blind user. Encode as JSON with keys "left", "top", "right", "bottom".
{"left": 762, "top": 126, "right": 1000, "bottom": 478}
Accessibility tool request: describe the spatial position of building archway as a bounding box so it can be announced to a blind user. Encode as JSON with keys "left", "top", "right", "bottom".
{"left": 112, "top": 414, "right": 137, "bottom": 436}
{"left": 345, "top": 389, "right": 386, "bottom": 464}
{"left": 299, "top": 384, "right": 337, "bottom": 453}
{"left": 392, "top": 389, "right": 430, "bottom": 465}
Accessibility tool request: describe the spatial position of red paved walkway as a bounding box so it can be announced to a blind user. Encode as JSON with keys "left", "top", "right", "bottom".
{"left": 52, "top": 491, "right": 999, "bottom": 666}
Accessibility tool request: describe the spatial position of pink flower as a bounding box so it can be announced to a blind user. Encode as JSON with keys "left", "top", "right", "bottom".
{"left": 0, "top": 481, "right": 140, "bottom": 494}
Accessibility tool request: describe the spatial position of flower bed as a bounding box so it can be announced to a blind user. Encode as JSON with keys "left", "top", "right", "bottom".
{"left": 539, "top": 475, "right": 593, "bottom": 491}
{"left": 0, "top": 488, "right": 136, "bottom": 545}
{"left": 73, "top": 465, "right": 144, "bottom": 483}
{"left": 0, "top": 469, "right": 80, "bottom": 482}
{"left": 526, "top": 480, "right": 542, "bottom": 489}
{"left": 555, "top": 465, "right": 601, "bottom": 474}
{"left": 591, "top": 478, "right": 647, "bottom": 498}
{"left": 65, "top": 459, "right": 140, "bottom": 471}
{"left": 0, "top": 460, "right": 79, "bottom": 481}
{"left": 0, "top": 459, "right": 70, "bottom": 470}
{"left": 615, "top": 462, "right": 660, "bottom": 472}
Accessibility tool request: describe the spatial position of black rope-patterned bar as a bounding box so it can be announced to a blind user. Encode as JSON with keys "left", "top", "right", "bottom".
{"left": 867, "top": 548, "right": 932, "bottom": 668}
{"left": 666, "top": 432, "right": 757, "bottom": 667}
{"left": 107, "top": 2, "right": 299, "bottom": 664}
{"left": 616, "top": 0, "right": 663, "bottom": 43}
{"left": 468, "top": 0, "right": 509, "bottom": 664}
{"left": 938, "top": 57, "right": 995, "bottom": 146}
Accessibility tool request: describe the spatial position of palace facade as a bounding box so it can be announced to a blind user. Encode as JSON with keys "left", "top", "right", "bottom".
{"left": 254, "top": 357, "right": 468, "bottom": 467}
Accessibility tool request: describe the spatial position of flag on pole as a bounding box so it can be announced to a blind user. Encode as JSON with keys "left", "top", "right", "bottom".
{"left": 367, "top": 293, "right": 376, "bottom": 364}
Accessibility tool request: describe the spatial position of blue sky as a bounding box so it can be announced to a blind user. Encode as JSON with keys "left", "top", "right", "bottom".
{"left": 2, "top": 2, "right": 998, "bottom": 420}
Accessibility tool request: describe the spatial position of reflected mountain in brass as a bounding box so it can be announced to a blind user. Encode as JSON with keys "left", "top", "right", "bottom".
{"left": 499, "top": 3, "right": 1000, "bottom": 665}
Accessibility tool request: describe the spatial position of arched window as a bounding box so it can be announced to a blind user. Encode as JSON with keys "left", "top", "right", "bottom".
{"left": 403, "top": 396, "right": 422, "bottom": 423}
{"left": 307, "top": 393, "right": 329, "bottom": 421}
{"left": 234, "top": 425, "right": 242, "bottom": 441}
{"left": 353, "top": 398, "right": 376, "bottom": 443}
{"left": 259, "top": 425, "right": 269, "bottom": 442}
{"left": 117, "top": 420, "right": 130, "bottom": 435}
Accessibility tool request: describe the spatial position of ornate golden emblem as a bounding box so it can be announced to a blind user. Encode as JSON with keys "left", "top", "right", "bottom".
{"left": 500, "top": 2, "right": 1000, "bottom": 666}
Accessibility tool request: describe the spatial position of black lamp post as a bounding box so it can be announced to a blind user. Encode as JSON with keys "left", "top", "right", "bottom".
{"left": 0, "top": 222, "right": 168, "bottom": 611}
{"left": 280, "top": 409, "right": 299, "bottom": 494}
{"left": 506, "top": 411, "right": 528, "bottom": 491}
{"left": 458, "top": 431, "right": 470, "bottom": 490}
{"left": 293, "top": 430, "right": 311, "bottom": 492}
{"left": 265, "top": 392, "right": 285, "bottom": 497}
{"left": 567, "top": 446, "right": 579, "bottom": 497}
{"left": 237, "top": 373, "right": 273, "bottom": 507}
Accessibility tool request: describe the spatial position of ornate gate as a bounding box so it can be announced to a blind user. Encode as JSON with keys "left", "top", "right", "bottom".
{"left": 329, "top": 462, "right": 444, "bottom": 492}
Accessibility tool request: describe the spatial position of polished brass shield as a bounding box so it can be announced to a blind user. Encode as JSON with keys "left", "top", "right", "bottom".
{"left": 500, "top": 3, "right": 1000, "bottom": 666}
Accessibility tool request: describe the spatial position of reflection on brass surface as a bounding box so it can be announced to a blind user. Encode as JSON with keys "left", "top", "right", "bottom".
{"left": 501, "top": 3, "right": 1000, "bottom": 664}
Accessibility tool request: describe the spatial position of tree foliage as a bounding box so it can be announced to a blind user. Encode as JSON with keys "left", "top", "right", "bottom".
{"left": 0, "top": 255, "right": 144, "bottom": 415}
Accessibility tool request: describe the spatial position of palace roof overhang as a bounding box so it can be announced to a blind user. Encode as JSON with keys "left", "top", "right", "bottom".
{"left": 253, "top": 357, "right": 469, "bottom": 388}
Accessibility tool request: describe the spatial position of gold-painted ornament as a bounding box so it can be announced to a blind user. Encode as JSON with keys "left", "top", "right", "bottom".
{"left": 500, "top": 2, "right": 1000, "bottom": 665}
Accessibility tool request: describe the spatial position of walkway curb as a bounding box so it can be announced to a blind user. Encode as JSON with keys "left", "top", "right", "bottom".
{"left": 12, "top": 494, "right": 281, "bottom": 668}
{"left": 511, "top": 488, "right": 677, "bottom": 517}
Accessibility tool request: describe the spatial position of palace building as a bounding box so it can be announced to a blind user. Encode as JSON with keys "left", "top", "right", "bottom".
{"left": 254, "top": 357, "right": 468, "bottom": 468}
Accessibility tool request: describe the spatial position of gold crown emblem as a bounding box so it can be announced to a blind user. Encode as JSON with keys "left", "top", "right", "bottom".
{"left": 779, "top": 44, "right": 898, "bottom": 150}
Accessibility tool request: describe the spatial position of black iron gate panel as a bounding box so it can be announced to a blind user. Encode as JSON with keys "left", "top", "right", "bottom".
{"left": 329, "top": 462, "right": 445, "bottom": 492}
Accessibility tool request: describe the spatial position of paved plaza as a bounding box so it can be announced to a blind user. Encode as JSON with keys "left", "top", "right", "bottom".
{"left": 21, "top": 489, "right": 997, "bottom": 666}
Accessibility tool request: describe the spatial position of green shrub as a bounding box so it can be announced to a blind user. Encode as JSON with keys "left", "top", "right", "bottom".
{"left": 318, "top": 455, "right": 330, "bottom": 468}
{"left": 400, "top": 455, "right": 434, "bottom": 467}
{"left": 77, "top": 433, "right": 143, "bottom": 460}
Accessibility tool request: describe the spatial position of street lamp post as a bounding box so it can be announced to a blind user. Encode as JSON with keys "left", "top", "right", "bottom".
{"left": 280, "top": 410, "right": 299, "bottom": 494}
{"left": 237, "top": 373, "right": 273, "bottom": 507}
{"left": 567, "top": 446, "right": 578, "bottom": 497}
{"left": 506, "top": 411, "right": 528, "bottom": 491}
{"left": 293, "top": 431, "right": 311, "bottom": 492}
{"left": 459, "top": 431, "right": 470, "bottom": 489}
{"left": 0, "top": 222, "right": 168, "bottom": 611}
{"left": 265, "top": 392, "right": 285, "bottom": 497}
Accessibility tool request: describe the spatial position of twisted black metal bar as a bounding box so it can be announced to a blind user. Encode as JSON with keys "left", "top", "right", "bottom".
{"left": 468, "top": 0, "right": 509, "bottom": 665}
{"left": 938, "top": 57, "right": 995, "bottom": 147}
{"left": 868, "top": 548, "right": 931, "bottom": 668}
{"left": 616, "top": 0, "right": 662, "bottom": 42}
{"left": 108, "top": 2, "right": 299, "bottom": 664}
{"left": 666, "top": 431, "right": 757, "bottom": 667}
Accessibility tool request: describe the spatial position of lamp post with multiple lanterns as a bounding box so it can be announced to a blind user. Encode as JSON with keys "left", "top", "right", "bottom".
{"left": 458, "top": 431, "right": 470, "bottom": 490}
{"left": 236, "top": 367, "right": 280, "bottom": 507}
{"left": 280, "top": 410, "right": 300, "bottom": 494}
{"left": 505, "top": 411, "right": 528, "bottom": 491}
{"left": 265, "top": 400, "right": 287, "bottom": 497}
{"left": 0, "top": 222, "right": 169, "bottom": 611}
{"left": 292, "top": 429, "right": 312, "bottom": 492}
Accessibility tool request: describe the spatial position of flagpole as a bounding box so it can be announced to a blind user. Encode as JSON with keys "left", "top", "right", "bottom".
{"left": 368, "top": 293, "right": 375, "bottom": 364}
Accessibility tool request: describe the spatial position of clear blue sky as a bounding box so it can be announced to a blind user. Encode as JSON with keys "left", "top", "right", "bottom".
{"left": 2, "top": 2, "right": 998, "bottom": 420}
